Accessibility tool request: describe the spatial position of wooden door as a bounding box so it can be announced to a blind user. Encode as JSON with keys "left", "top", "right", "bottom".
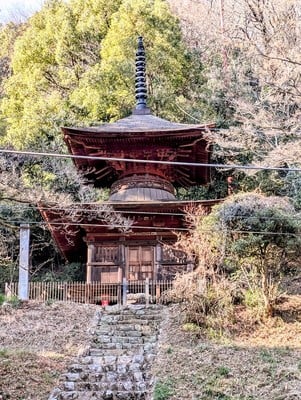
{"left": 92, "top": 266, "right": 119, "bottom": 283}
{"left": 127, "top": 246, "right": 154, "bottom": 281}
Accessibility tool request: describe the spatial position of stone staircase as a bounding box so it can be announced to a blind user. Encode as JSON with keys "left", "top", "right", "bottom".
{"left": 49, "top": 305, "right": 163, "bottom": 400}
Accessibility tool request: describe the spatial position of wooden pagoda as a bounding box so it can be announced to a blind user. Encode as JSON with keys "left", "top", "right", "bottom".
{"left": 40, "top": 37, "right": 217, "bottom": 283}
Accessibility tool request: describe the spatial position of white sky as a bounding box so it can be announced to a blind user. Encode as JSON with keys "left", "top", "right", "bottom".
{"left": 0, "top": 0, "right": 44, "bottom": 23}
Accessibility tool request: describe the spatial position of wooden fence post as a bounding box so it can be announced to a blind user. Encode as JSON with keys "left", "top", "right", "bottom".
{"left": 145, "top": 277, "right": 150, "bottom": 306}
{"left": 5, "top": 282, "right": 12, "bottom": 298}
{"left": 122, "top": 277, "right": 127, "bottom": 306}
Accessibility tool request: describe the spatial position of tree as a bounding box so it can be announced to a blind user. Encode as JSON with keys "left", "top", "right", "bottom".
{"left": 168, "top": 0, "right": 301, "bottom": 203}
{"left": 1, "top": 0, "right": 215, "bottom": 151}
{"left": 170, "top": 193, "right": 300, "bottom": 325}
{"left": 67, "top": 0, "right": 215, "bottom": 123}
{"left": 0, "top": 21, "right": 25, "bottom": 135}
{"left": 0, "top": 0, "right": 122, "bottom": 149}
{"left": 211, "top": 193, "right": 301, "bottom": 316}
{"left": 0, "top": 153, "right": 133, "bottom": 287}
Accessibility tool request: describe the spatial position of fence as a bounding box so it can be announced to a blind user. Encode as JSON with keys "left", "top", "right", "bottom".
{"left": 4, "top": 279, "right": 173, "bottom": 306}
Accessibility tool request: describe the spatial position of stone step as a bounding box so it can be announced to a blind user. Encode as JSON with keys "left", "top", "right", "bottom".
{"left": 93, "top": 335, "right": 145, "bottom": 344}
{"left": 114, "top": 312, "right": 161, "bottom": 321}
{"left": 51, "top": 389, "right": 147, "bottom": 400}
{"left": 49, "top": 305, "right": 163, "bottom": 400}
{"left": 94, "top": 329, "right": 157, "bottom": 339}
{"left": 89, "top": 348, "right": 144, "bottom": 357}
{"left": 98, "top": 315, "right": 161, "bottom": 323}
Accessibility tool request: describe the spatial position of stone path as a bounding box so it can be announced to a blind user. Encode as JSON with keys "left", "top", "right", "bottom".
{"left": 49, "top": 305, "right": 164, "bottom": 400}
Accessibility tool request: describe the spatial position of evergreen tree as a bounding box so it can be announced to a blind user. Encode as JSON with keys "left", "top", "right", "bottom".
{"left": 0, "top": 0, "right": 122, "bottom": 149}
{"left": 1, "top": 0, "right": 214, "bottom": 150}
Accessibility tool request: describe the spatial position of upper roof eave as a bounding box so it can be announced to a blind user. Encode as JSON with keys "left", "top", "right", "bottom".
{"left": 62, "top": 114, "right": 216, "bottom": 136}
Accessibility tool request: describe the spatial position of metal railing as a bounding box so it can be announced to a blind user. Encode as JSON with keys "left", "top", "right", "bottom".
{"left": 4, "top": 279, "right": 173, "bottom": 306}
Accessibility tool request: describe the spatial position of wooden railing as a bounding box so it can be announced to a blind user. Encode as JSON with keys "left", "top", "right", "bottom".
{"left": 4, "top": 279, "right": 173, "bottom": 306}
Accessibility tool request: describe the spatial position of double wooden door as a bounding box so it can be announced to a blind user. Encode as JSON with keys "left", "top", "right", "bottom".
{"left": 127, "top": 246, "right": 154, "bottom": 281}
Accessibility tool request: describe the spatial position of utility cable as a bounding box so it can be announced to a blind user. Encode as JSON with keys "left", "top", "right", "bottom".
{"left": 1, "top": 148, "right": 301, "bottom": 172}
{"left": 3, "top": 220, "right": 301, "bottom": 237}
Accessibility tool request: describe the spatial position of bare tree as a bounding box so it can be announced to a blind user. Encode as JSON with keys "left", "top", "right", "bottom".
{"left": 168, "top": 0, "right": 301, "bottom": 168}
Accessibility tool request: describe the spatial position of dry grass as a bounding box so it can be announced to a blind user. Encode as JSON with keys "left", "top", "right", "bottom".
{"left": 0, "top": 301, "right": 99, "bottom": 400}
{"left": 153, "top": 301, "right": 301, "bottom": 400}
{"left": 2, "top": 298, "right": 301, "bottom": 400}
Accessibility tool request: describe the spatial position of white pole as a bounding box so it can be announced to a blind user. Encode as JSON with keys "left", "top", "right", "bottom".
{"left": 18, "top": 224, "right": 30, "bottom": 300}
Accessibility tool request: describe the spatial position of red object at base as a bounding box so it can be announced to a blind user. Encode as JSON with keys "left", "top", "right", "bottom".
{"left": 102, "top": 299, "right": 109, "bottom": 306}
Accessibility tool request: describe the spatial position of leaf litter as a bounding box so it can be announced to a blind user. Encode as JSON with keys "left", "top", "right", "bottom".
{"left": 0, "top": 301, "right": 99, "bottom": 400}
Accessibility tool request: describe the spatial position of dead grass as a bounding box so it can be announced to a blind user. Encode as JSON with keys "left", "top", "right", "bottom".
{"left": 153, "top": 299, "right": 301, "bottom": 400}
{"left": 0, "top": 301, "right": 99, "bottom": 400}
{"left": 2, "top": 298, "right": 301, "bottom": 400}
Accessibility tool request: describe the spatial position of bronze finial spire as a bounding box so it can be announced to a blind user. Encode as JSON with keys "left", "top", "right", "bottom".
{"left": 133, "top": 36, "right": 151, "bottom": 115}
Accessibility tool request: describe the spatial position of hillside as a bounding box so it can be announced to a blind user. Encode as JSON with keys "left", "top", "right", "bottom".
{"left": 1, "top": 300, "right": 301, "bottom": 399}
{"left": 0, "top": 302, "right": 98, "bottom": 399}
{"left": 152, "top": 303, "right": 301, "bottom": 400}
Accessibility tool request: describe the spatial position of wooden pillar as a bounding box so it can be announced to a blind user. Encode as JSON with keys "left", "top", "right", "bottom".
{"left": 122, "top": 277, "right": 127, "bottom": 306}
{"left": 118, "top": 244, "right": 125, "bottom": 282}
{"left": 155, "top": 243, "right": 161, "bottom": 281}
{"left": 86, "top": 244, "right": 95, "bottom": 283}
{"left": 187, "top": 256, "right": 195, "bottom": 272}
{"left": 155, "top": 243, "right": 161, "bottom": 300}
{"left": 18, "top": 224, "right": 30, "bottom": 300}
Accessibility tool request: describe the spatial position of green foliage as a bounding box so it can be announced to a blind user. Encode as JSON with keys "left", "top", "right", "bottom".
{"left": 215, "top": 193, "right": 299, "bottom": 249}
{"left": 35, "top": 262, "right": 85, "bottom": 282}
{"left": 176, "top": 174, "right": 229, "bottom": 201}
{"left": 73, "top": 0, "right": 214, "bottom": 123}
{"left": 211, "top": 193, "right": 301, "bottom": 315}
{"left": 1, "top": 0, "right": 122, "bottom": 149}
{"left": 182, "top": 322, "right": 201, "bottom": 334}
{"left": 172, "top": 193, "right": 301, "bottom": 328}
{"left": 215, "top": 365, "right": 230, "bottom": 377}
{"left": 6, "top": 295, "right": 21, "bottom": 308}
{"left": 153, "top": 379, "right": 174, "bottom": 400}
{"left": 243, "top": 288, "right": 266, "bottom": 310}
{"left": 1, "top": 0, "right": 214, "bottom": 151}
{"left": 0, "top": 293, "right": 5, "bottom": 305}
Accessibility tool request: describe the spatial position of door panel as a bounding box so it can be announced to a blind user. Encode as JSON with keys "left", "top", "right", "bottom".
{"left": 127, "top": 246, "right": 154, "bottom": 281}
{"left": 92, "top": 266, "right": 118, "bottom": 283}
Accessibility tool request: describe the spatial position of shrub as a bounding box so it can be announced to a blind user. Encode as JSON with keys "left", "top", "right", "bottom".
{"left": 6, "top": 295, "right": 21, "bottom": 308}
{"left": 166, "top": 270, "right": 235, "bottom": 331}
{"left": 0, "top": 293, "right": 5, "bottom": 306}
{"left": 153, "top": 380, "right": 174, "bottom": 400}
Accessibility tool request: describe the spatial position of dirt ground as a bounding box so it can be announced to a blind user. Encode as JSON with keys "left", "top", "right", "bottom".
{"left": 0, "top": 301, "right": 99, "bottom": 400}
{"left": 152, "top": 300, "right": 301, "bottom": 400}
{"left": 1, "top": 299, "right": 301, "bottom": 400}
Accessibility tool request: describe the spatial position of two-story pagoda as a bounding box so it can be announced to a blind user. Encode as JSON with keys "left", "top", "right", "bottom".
{"left": 41, "top": 37, "right": 217, "bottom": 283}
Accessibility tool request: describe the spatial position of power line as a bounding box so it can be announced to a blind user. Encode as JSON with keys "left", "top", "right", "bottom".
{"left": 1, "top": 203, "right": 301, "bottom": 222}
{"left": 0, "top": 201, "right": 300, "bottom": 219}
{"left": 1, "top": 148, "right": 301, "bottom": 172}
{"left": 1, "top": 218, "right": 300, "bottom": 237}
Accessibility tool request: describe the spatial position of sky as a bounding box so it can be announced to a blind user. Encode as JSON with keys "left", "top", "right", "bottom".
{"left": 0, "top": 0, "right": 44, "bottom": 23}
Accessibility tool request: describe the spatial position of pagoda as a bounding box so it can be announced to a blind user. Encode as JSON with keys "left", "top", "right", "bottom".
{"left": 40, "top": 37, "right": 217, "bottom": 283}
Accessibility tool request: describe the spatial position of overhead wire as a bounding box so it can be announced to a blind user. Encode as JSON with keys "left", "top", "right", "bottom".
{"left": 0, "top": 203, "right": 301, "bottom": 222}
{"left": 1, "top": 148, "right": 301, "bottom": 172}
{"left": 3, "top": 219, "right": 301, "bottom": 237}
{"left": 0, "top": 150, "right": 300, "bottom": 237}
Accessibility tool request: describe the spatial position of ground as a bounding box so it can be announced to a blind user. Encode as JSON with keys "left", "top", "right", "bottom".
{"left": 0, "top": 301, "right": 99, "bottom": 400}
{"left": 152, "top": 299, "right": 301, "bottom": 400}
{"left": 1, "top": 299, "right": 301, "bottom": 400}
